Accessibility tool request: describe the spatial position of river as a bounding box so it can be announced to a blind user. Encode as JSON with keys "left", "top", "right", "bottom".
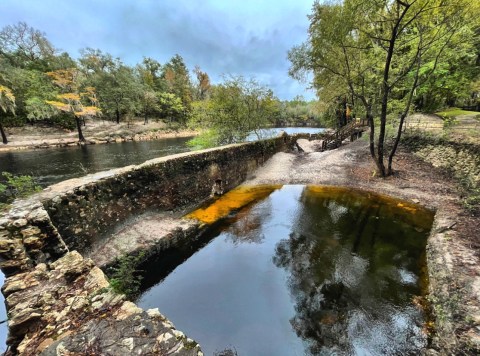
{"left": 0, "top": 127, "right": 324, "bottom": 188}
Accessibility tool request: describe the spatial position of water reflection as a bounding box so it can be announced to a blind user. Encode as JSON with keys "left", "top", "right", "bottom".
{"left": 137, "top": 185, "right": 434, "bottom": 355}
{"left": 273, "top": 187, "right": 432, "bottom": 354}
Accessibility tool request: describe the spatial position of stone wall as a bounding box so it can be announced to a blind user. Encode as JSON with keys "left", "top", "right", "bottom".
{"left": 44, "top": 138, "right": 286, "bottom": 254}
{"left": 0, "top": 136, "right": 290, "bottom": 355}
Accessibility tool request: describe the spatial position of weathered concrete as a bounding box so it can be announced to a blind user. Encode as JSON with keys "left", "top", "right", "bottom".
{"left": 42, "top": 138, "right": 286, "bottom": 254}
{"left": 0, "top": 137, "right": 290, "bottom": 355}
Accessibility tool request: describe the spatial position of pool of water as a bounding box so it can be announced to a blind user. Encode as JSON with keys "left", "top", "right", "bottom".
{"left": 137, "top": 185, "right": 434, "bottom": 355}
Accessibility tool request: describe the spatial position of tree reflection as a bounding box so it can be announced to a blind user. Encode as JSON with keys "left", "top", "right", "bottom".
{"left": 273, "top": 187, "right": 428, "bottom": 355}
{"left": 226, "top": 198, "right": 274, "bottom": 245}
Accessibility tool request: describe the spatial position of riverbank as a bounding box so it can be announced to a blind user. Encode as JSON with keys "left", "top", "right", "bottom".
{"left": 245, "top": 138, "right": 480, "bottom": 353}
{"left": 0, "top": 119, "right": 197, "bottom": 152}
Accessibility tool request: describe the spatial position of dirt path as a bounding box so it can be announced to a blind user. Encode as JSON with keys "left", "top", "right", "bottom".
{"left": 244, "top": 138, "right": 480, "bottom": 353}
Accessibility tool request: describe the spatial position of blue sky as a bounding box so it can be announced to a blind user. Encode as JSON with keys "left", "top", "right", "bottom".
{"left": 0, "top": 0, "right": 316, "bottom": 100}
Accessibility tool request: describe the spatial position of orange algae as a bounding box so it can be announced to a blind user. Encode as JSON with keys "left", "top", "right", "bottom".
{"left": 186, "top": 185, "right": 282, "bottom": 224}
{"left": 305, "top": 185, "right": 434, "bottom": 230}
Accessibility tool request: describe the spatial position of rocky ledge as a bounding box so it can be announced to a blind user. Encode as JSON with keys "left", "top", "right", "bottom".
{"left": 2, "top": 251, "right": 202, "bottom": 355}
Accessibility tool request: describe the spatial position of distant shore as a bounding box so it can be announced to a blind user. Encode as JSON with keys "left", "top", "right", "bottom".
{"left": 0, "top": 120, "right": 198, "bottom": 152}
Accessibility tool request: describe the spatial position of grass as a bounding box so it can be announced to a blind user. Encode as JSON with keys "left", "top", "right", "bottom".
{"left": 435, "top": 107, "right": 480, "bottom": 118}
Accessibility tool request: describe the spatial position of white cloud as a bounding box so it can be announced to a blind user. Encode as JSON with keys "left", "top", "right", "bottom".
{"left": 0, "top": 0, "right": 316, "bottom": 100}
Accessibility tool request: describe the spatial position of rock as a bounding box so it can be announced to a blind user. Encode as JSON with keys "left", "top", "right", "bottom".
{"left": 115, "top": 301, "right": 142, "bottom": 320}
{"left": 12, "top": 219, "right": 28, "bottom": 228}
{"left": 36, "top": 338, "right": 55, "bottom": 353}
{"left": 8, "top": 308, "right": 43, "bottom": 333}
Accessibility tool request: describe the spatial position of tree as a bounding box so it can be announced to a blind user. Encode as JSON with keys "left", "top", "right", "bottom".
{"left": 193, "top": 65, "right": 211, "bottom": 100}
{"left": 137, "top": 57, "right": 165, "bottom": 91}
{"left": 3, "top": 65, "right": 57, "bottom": 124}
{"left": 79, "top": 49, "right": 142, "bottom": 124}
{"left": 0, "top": 22, "right": 55, "bottom": 70}
{"left": 157, "top": 92, "right": 185, "bottom": 123}
{"left": 162, "top": 54, "right": 193, "bottom": 123}
{"left": 289, "top": 0, "right": 478, "bottom": 176}
{"left": 189, "top": 76, "right": 277, "bottom": 147}
{"left": 140, "top": 90, "right": 158, "bottom": 124}
{"left": 0, "top": 85, "right": 16, "bottom": 144}
{"left": 46, "top": 69, "right": 100, "bottom": 142}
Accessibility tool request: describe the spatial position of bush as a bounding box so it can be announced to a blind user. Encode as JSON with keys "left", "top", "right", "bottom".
{"left": 108, "top": 252, "right": 145, "bottom": 299}
{"left": 0, "top": 172, "right": 41, "bottom": 209}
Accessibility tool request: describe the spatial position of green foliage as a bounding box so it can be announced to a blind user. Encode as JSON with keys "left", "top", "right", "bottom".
{"left": 0, "top": 172, "right": 41, "bottom": 209}
{"left": 289, "top": 0, "right": 480, "bottom": 176}
{"left": 157, "top": 92, "right": 185, "bottom": 122}
{"left": 435, "top": 108, "right": 480, "bottom": 118}
{"left": 189, "top": 76, "right": 278, "bottom": 148}
{"left": 442, "top": 116, "right": 459, "bottom": 130}
{"left": 187, "top": 128, "right": 218, "bottom": 149}
{"left": 463, "top": 188, "right": 480, "bottom": 213}
{"left": 108, "top": 252, "right": 145, "bottom": 299}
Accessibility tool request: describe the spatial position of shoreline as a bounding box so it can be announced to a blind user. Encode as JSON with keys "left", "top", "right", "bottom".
{"left": 0, "top": 133, "right": 478, "bottom": 353}
{"left": 0, "top": 129, "right": 198, "bottom": 153}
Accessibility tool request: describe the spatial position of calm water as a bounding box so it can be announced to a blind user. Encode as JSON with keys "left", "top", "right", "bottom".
{"left": 247, "top": 127, "right": 324, "bottom": 141}
{"left": 137, "top": 185, "right": 434, "bottom": 355}
{"left": 0, "top": 128, "right": 321, "bottom": 352}
{"left": 0, "top": 137, "right": 192, "bottom": 187}
{"left": 0, "top": 127, "right": 323, "bottom": 188}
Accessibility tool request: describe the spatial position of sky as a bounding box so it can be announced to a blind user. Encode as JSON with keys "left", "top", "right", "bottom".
{"left": 0, "top": 0, "right": 316, "bottom": 100}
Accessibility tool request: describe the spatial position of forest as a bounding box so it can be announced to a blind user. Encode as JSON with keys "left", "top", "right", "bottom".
{"left": 0, "top": 22, "right": 322, "bottom": 147}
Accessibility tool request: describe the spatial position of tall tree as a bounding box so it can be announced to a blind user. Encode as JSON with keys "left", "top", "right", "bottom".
{"left": 289, "top": 0, "right": 478, "bottom": 176}
{"left": 46, "top": 69, "right": 100, "bottom": 142}
{"left": 0, "top": 85, "right": 16, "bottom": 144}
{"left": 0, "top": 22, "right": 55, "bottom": 70}
{"left": 189, "top": 76, "right": 277, "bottom": 147}
{"left": 162, "top": 54, "right": 193, "bottom": 123}
{"left": 79, "top": 49, "right": 141, "bottom": 124}
{"left": 193, "top": 65, "right": 211, "bottom": 100}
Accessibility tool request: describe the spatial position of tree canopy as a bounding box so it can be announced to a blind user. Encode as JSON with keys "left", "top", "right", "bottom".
{"left": 289, "top": 0, "right": 480, "bottom": 176}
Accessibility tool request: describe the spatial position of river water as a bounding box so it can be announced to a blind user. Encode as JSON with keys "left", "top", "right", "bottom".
{"left": 137, "top": 185, "right": 434, "bottom": 355}
{"left": 0, "top": 137, "right": 193, "bottom": 188}
{"left": 0, "top": 127, "right": 324, "bottom": 188}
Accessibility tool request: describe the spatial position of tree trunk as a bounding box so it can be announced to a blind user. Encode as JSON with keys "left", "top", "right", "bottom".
{"left": 144, "top": 113, "right": 148, "bottom": 125}
{"left": 378, "top": 2, "right": 410, "bottom": 177}
{"left": 75, "top": 117, "right": 86, "bottom": 142}
{"left": 366, "top": 108, "right": 383, "bottom": 174}
{"left": 116, "top": 109, "right": 120, "bottom": 124}
{"left": 387, "top": 113, "right": 406, "bottom": 175}
{"left": 0, "top": 121, "right": 8, "bottom": 144}
{"left": 387, "top": 54, "right": 422, "bottom": 175}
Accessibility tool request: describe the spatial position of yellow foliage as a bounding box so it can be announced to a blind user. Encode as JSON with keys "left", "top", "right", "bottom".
{"left": 76, "top": 106, "right": 101, "bottom": 117}
{"left": 0, "top": 85, "right": 16, "bottom": 114}
{"left": 46, "top": 70, "right": 101, "bottom": 117}
{"left": 58, "top": 93, "right": 81, "bottom": 102}
{"left": 45, "top": 100, "right": 71, "bottom": 113}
